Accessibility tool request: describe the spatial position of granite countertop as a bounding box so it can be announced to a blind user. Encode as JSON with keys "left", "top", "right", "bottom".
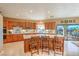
{"left": 23, "top": 33, "right": 64, "bottom": 39}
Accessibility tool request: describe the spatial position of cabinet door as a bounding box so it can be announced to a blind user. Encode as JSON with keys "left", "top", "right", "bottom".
{"left": 45, "top": 22, "right": 49, "bottom": 29}
{"left": 25, "top": 21, "right": 31, "bottom": 29}
{"left": 45, "top": 22, "right": 55, "bottom": 29}
{"left": 31, "top": 22, "right": 36, "bottom": 29}
{"left": 22, "top": 22, "right": 26, "bottom": 29}
{"left": 30, "top": 22, "right": 32, "bottom": 29}
{"left": 48, "top": 22, "right": 52, "bottom": 29}
{"left": 25, "top": 21, "right": 28, "bottom": 28}
{"left": 29, "top": 22, "right": 32, "bottom": 29}
{"left": 20, "top": 34, "right": 24, "bottom": 41}
{"left": 51, "top": 22, "right": 55, "bottom": 29}
{"left": 17, "top": 22, "right": 21, "bottom": 27}
{"left": 3, "top": 20, "right": 8, "bottom": 27}
{"left": 8, "top": 35, "right": 13, "bottom": 42}
{"left": 12, "top": 35, "right": 18, "bottom": 42}
{"left": 12, "top": 21, "right": 18, "bottom": 27}
{"left": 7, "top": 21, "right": 13, "bottom": 29}
{"left": 3, "top": 35, "right": 9, "bottom": 43}
{"left": 17, "top": 34, "right": 24, "bottom": 41}
{"left": 4, "top": 35, "right": 13, "bottom": 43}
{"left": 24, "top": 39, "right": 30, "bottom": 52}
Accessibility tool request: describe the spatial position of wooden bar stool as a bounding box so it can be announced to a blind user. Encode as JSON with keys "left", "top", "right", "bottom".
{"left": 29, "top": 37, "right": 39, "bottom": 56}
{"left": 54, "top": 36, "right": 64, "bottom": 56}
{"left": 41, "top": 36, "right": 50, "bottom": 55}
{"left": 50, "top": 38, "right": 54, "bottom": 51}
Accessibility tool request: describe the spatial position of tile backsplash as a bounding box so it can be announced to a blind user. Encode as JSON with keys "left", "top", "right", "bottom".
{"left": 8, "top": 26, "right": 55, "bottom": 34}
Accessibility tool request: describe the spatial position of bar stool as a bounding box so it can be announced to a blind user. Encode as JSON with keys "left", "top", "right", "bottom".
{"left": 50, "top": 38, "right": 54, "bottom": 51}
{"left": 54, "top": 36, "right": 64, "bottom": 56}
{"left": 41, "top": 36, "right": 50, "bottom": 55}
{"left": 29, "top": 37, "right": 39, "bottom": 56}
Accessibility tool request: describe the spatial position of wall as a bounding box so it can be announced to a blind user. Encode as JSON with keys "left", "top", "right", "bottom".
{"left": 54, "top": 17, "right": 79, "bottom": 25}
{"left": 0, "top": 14, "right": 3, "bottom": 49}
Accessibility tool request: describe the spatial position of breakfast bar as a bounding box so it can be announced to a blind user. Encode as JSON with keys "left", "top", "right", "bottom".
{"left": 24, "top": 33, "right": 64, "bottom": 55}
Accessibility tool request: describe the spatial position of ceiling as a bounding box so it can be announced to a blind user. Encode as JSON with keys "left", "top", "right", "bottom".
{"left": 0, "top": 3, "right": 79, "bottom": 20}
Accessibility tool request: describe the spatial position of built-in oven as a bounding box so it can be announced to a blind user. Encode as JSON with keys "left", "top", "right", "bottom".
{"left": 3, "top": 27, "right": 7, "bottom": 34}
{"left": 3, "top": 27, "right": 7, "bottom": 40}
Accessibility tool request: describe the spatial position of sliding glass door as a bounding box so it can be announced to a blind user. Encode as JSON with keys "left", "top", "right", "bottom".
{"left": 56, "top": 24, "right": 79, "bottom": 41}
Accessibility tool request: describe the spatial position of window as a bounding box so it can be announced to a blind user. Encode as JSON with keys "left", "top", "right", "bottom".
{"left": 57, "top": 25, "right": 64, "bottom": 35}
{"left": 36, "top": 24, "right": 45, "bottom": 33}
{"left": 67, "top": 24, "right": 79, "bottom": 36}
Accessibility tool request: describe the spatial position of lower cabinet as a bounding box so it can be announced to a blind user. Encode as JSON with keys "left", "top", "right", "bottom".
{"left": 4, "top": 35, "right": 12, "bottom": 43}
{"left": 24, "top": 39, "right": 30, "bottom": 52}
{"left": 24, "top": 37, "right": 54, "bottom": 53}
{"left": 3, "top": 34, "right": 24, "bottom": 43}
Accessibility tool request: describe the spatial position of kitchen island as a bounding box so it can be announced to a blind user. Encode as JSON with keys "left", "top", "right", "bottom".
{"left": 24, "top": 33, "right": 64, "bottom": 55}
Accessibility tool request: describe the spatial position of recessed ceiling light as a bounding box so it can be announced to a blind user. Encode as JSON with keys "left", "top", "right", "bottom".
{"left": 30, "top": 10, "right": 33, "bottom": 13}
{"left": 48, "top": 11, "right": 50, "bottom": 14}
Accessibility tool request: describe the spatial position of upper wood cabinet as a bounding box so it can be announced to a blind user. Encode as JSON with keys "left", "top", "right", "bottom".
{"left": 8, "top": 20, "right": 14, "bottom": 29}
{"left": 31, "top": 22, "right": 36, "bottom": 29}
{"left": 45, "top": 21, "right": 56, "bottom": 29}
{"left": 25, "top": 21, "right": 31, "bottom": 29}
{"left": 3, "top": 20, "right": 13, "bottom": 29}
{"left": 25, "top": 21, "right": 36, "bottom": 29}
{"left": 3, "top": 17, "right": 37, "bottom": 30}
{"left": 4, "top": 20, "right": 19, "bottom": 29}
{"left": 18, "top": 22, "right": 24, "bottom": 28}
{"left": 23, "top": 22, "right": 26, "bottom": 29}
{"left": 3, "top": 20, "right": 7, "bottom": 27}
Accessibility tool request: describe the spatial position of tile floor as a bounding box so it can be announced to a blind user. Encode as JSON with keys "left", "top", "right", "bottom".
{"left": 0, "top": 41, "right": 79, "bottom": 56}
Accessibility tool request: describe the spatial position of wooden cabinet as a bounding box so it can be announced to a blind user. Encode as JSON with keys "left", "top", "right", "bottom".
{"left": 3, "top": 17, "right": 37, "bottom": 43}
{"left": 17, "top": 22, "right": 24, "bottom": 28}
{"left": 32, "top": 22, "right": 36, "bottom": 29}
{"left": 25, "top": 22, "right": 36, "bottom": 29}
{"left": 25, "top": 22, "right": 28, "bottom": 28}
{"left": 25, "top": 21, "right": 30, "bottom": 28}
{"left": 45, "top": 21, "right": 56, "bottom": 29}
{"left": 4, "top": 34, "right": 24, "bottom": 43}
{"left": 22, "top": 22, "right": 26, "bottom": 29}
{"left": 17, "top": 34, "right": 24, "bottom": 41}
{"left": 12, "top": 35, "right": 16, "bottom": 42}
{"left": 7, "top": 20, "right": 13, "bottom": 29}
{"left": 24, "top": 36, "right": 55, "bottom": 53}
{"left": 24, "top": 39, "right": 30, "bottom": 52}
{"left": 4, "top": 20, "right": 13, "bottom": 29}
{"left": 5, "top": 20, "right": 12, "bottom": 29}
{"left": 3, "top": 20, "right": 8, "bottom": 27}
{"left": 28, "top": 22, "right": 32, "bottom": 29}
{"left": 4, "top": 35, "right": 13, "bottom": 43}
{"left": 13, "top": 21, "right": 21, "bottom": 27}
{"left": 30, "top": 22, "right": 36, "bottom": 29}
{"left": 3, "top": 20, "right": 24, "bottom": 30}
{"left": 3, "top": 17, "right": 37, "bottom": 30}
